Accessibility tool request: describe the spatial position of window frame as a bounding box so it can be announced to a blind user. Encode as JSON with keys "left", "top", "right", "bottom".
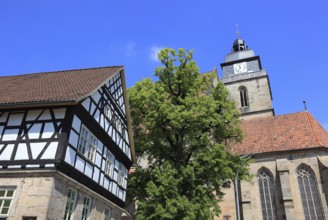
{"left": 103, "top": 207, "right": 111, "bottom": 220}
{"left": 116, "top": 119, "right": 122, "bottom": 134}
{"left": 104, "top": 104, "right": 113, "bottom": 121}
{"left": 257, "top": 168, "right": 277, "bottom": 220}
{"left": 297, "top": 164, "right": 324, "bottom": 220}
{"left": 117, "top": 164, "right": 126, "bottom": 187}
{"left": 78, "top": 125, "right": 97, "bottom": 162}
{"left": 81, "top": 196, "right": 91, "bottom": 220}
{"left": 105, "top": 150, "right": 114, "bottom": 177}
{"left": 63, "top": 188, "right": 77, "bottom": 220}
{"left": 239, "top": 86, "right": 249, "bottom": 108}
{"left": 22, "top": 217, "right": 37, "bottom": 220}
{"left": 0, "top": 188, "right": 15, "bottom": 218}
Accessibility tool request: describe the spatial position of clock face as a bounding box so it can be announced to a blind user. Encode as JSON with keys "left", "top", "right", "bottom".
{"left": 233, "top": 62, "right": 247, "bottom": 74}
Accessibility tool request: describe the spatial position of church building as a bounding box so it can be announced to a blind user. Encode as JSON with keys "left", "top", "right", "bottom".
{"left": 217, "top": 38, "right": 328, "bottom": 220}
{"left": 0, "top": 67, "right": 135, "bottom": 219}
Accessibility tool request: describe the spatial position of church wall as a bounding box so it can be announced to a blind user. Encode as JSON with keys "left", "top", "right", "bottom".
{"left": 215, "top": 186, "right": 236, "bottom": 220}
{"left": 219, "top": 149, "right": 328, "bottom": 220}
{"left": 224, "top": 75, "right": 272, "bottom": 117}
{"left": 319, "top": 159, "right": 328, "bottom": 214}
{"left": 239, "top": 111, "right": 274, "bottom": 120}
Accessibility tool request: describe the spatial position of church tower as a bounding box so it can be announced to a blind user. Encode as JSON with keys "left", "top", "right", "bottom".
{"left": 220, "top": 37, "right": 274, "bottom": 119}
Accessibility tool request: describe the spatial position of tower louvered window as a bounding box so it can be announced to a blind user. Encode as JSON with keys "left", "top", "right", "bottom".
{"left": 257, "top": 169, "right": 277, "bottom": 220}
{"left": 297, "top": 165, "right": 324, "bottom": 220}
{"left": 239, "top": 86, "right": 248, "bottom": 107}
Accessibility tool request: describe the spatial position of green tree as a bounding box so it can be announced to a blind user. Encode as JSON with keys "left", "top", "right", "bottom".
{"left": 128, "top": 48, "right": 248, "bottom": 220}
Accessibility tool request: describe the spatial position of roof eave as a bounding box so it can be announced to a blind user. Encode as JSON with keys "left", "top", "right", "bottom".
{"left": 0, "top": 100, "right": 78, "bottom": 110}
{"left": 75, "top": 66, "right": 124, "bottom": 104}
{"left": 236, "top": 145, "right": 328, "bottom": 156}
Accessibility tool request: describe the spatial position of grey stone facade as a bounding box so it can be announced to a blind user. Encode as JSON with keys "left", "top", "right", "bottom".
{"left": 217, "top": 150, "right": 328, "bottom": 220}
{"left": 220, "top": 39, "right": 274, "bottom": 120}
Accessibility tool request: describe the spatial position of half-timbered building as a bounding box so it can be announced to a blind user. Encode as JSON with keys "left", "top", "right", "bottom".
{"left": 0, "top": 66, "right": 136, "bottom": 220}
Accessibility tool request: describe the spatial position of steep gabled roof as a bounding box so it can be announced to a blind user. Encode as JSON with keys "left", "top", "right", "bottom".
{"left": 0, "top": 66, "right": 123, "bottom": 108}
{"left": 229, "top": 111, "right": 328, "bottom": 155}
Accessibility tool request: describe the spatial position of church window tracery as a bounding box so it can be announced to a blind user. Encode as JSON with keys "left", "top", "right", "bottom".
{"left": 257, "top": 168, "right": 277, "bottom": 220}
{"left": 297, "top": 165, "right": 324, "bottom": 220}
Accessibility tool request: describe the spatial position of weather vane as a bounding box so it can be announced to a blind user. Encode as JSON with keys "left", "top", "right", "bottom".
{"left": 236, "top": 24, "right": 240, "bottom": 38}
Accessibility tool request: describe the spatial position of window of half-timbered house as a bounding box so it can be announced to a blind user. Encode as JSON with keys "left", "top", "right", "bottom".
{"left": 81, "top": 196, "right": 91, "bottom": 220}
{"left": 103, "top": 208, "right": 111, "bottom": 220}
{"left": 78, "top": 125, "right": 97, "bottom": 162}
{"left": 0, "top": 188, "right": 15, "bottom": 218}
{"left": 117, "top": 163, "right": 126, "bottom": 187}
{"left": 64, "top": 188, "right": 76, "bottom": 220}
{"left": 104, "top": 105, "right": 112, "bottom": 121}
{"left": 105, "top": 151, "right": 114, "bottom": 177}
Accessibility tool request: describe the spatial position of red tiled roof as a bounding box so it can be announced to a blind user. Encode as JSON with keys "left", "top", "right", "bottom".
{"left": 0, "top": 66, "right": 123, "bottom": 107}
{"left": 229, "top": 112, "right": 328, "bottom": 155}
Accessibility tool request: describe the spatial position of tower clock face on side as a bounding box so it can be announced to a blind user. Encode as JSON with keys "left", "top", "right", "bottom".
{"left": 233, "top": 62, "right": 247, "bottom": 74}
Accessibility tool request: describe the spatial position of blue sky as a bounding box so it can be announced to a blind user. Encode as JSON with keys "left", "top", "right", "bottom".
{"left": 1, "top": 1, "right": 328, "bottom": 130}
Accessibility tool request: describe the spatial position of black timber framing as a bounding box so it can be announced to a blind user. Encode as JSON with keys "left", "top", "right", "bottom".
{"left": 68, "top": 104, "right": 132, "bottom": 168}
{"left": 57, "top": 103, "right": 131, "bottom": 207}
{"left": 0, "top": 106, "right": 69, "bottom": 168}
{"left": 58, "top": 162, "right": 125, "bottom": 208}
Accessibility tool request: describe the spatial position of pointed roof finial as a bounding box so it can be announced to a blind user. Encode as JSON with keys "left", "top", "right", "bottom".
{"left": 303, "top": 100, "right": 308, "bottom": 111}
{"left": 236, "top": 24, "right": 240, "bottom": 38}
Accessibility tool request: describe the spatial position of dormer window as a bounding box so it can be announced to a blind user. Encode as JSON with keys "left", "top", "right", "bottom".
{"left": 239, "top": 86, "right": 249, "bottom": 107}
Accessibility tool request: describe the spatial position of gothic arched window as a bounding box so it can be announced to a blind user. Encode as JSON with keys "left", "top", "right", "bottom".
{"left": 257, "top": 168, "right": 277, "bottom": 220}
{"left": 297, "top": 165, "right": 324, "bottom": 220}
{"left": 239, "top": 86, "right": 248, "bottom": 107}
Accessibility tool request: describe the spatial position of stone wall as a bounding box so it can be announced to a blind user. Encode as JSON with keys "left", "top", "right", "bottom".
{"left": 218, "top": 149, "right": 328, "bottom": 220}
{"left": 0, "top": 170, "right": 130, "bottom": 220}
{"left": 224, "top": 75, "right": 273, "bottom": 118}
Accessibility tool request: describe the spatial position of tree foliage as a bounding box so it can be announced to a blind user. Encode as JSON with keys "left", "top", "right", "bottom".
{"left": 127, "top": 48, "right": 249, "bottom": 219}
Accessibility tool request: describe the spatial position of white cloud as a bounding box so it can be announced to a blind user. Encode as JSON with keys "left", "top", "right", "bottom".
{"left": 124, "top": 42, "right": 136, "bottom": 56}
{"left": 150, "top": 46, "right": 164, "bottom": 61}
